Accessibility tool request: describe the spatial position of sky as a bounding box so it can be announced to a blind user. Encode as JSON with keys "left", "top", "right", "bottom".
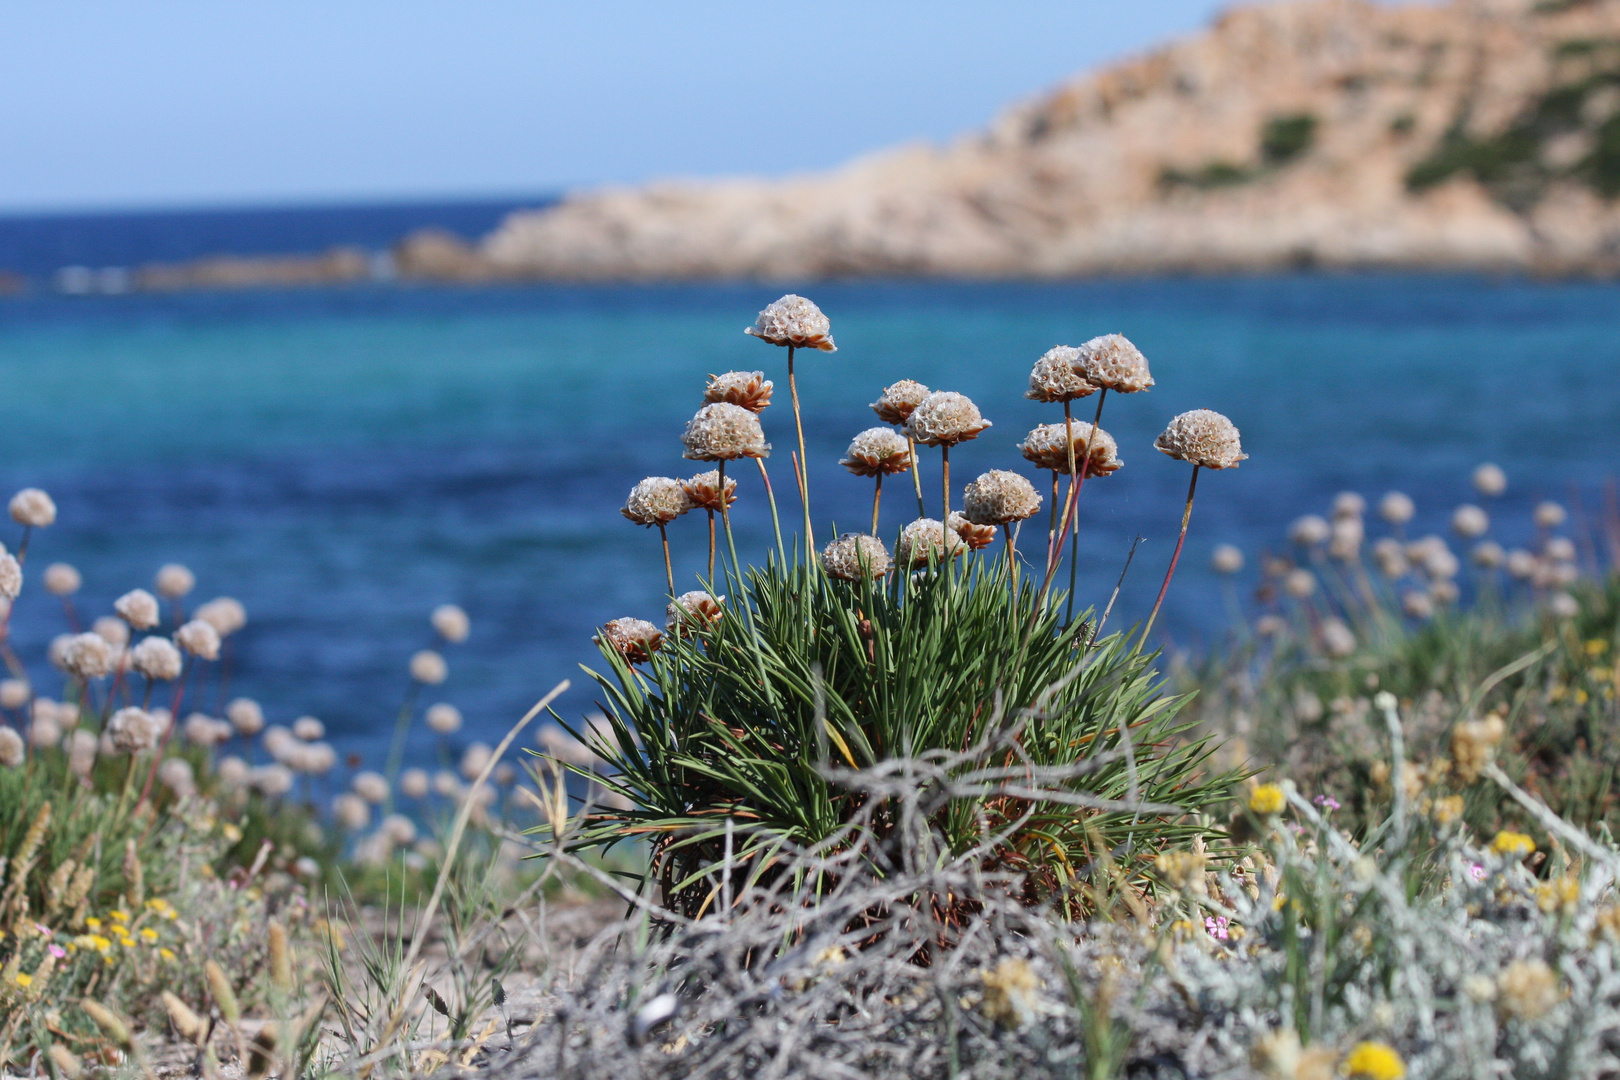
{"left": 0, "top": 1, "right": 1250, "bottom": 213}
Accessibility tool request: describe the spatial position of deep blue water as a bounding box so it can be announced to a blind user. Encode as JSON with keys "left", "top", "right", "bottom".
{"left": 1, "top": 208, "right": 1618, "bottom": 778}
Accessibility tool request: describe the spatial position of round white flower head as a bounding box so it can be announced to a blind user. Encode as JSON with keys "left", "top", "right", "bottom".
{"left": 1328, "top": 516, "right": 1364, "bottom": 561}
{"left": 494, "top": 762, "right": 515, "bottom": 786}
{"left": 106, "top": 707, "right": 162, "bottom": 754}
{"left": 1410, "top": 536, "right": 1459, "bottom": 579}
{"left": 1154, "top": 409, "right": 1246, "bottom": 469}
{"left": 1020, "top": 421, "right": 1122, "bottom": 476}
{"left": 1452, "top": 504, "right": 1489, "bottom": 539}
{"left": 0, "top": 727, "right": 23, "bottom": 768}
{"left": 1548, "top": 591, "right": 1580, "bottom": 618}
{"left": 227, "top": 697, "right": 264, "bottom": 736}
{"left": 399, "top": 767, "right": 430, "bottom": 799}
{"left": 352, "top": 770, "right": 390, "bottom": 804}
{"left": 666, "top": 590, "right": 725, "bottom": 636}
{"left": 963, "top": 470, "right": 1042, "bottom": 526}
{"left": 433, "top": 769, "right": 462, "bottom": 797}
{"left": 896, "top": 518, "right": 966, "bottom": 568}
{"left": 840, "top": 427, "right": 913, "bottom": 477}
{"left": 1289, "top": 515, "right": 1331, "bottom": 546}
{"left": 744, "top": 294, "right": 835, "bottom": 351}
{"left": 184, "top": 712, "right": 231, "bottom": 747}
{"left": 301, "top": 742, "right": 337, "bottom": 775}
{"left": 411, "top": 649, "right": 448, "bottom": 684}
{"left": 820, "top": 533, "right": 892, "bottom": 581}
{"left": 1401, "top": 589, "right": 1434, "bottom": 620}
{"left": 1430, "top": 579, "right": 1459, "bottom": 605}
{"left": 115, "top": 589, "right": 161, "bottom": 630}
{"left": 704, "top": 371, "right": 773, "bottom": 413}
{"left": 93, "top": 616, "right": 130, "bottom": 648}
{"left": 682, "top": 470, "right": 738, "bottom": 513}
{"left": 596, "top": 618, "right": 663, "bottom": 664}
{"left": 334, "top": 793, "right": 371, "bottom": 831}
{"left": 215, "top": 755, "right": 249, "bottom": 789}
{"left": 623, "top": 477, "right": 693, "bottom": 526}
{"left": 175, "top": 619, "right": 221, "bottom": 661}
{"left": 1331, "top": 492, "right": 1366, "bottom": 519}
{"left": 1025, "top": 346, "right": 1096, "bottom": 404}
{"left": 0, "top": 679, "right": 28, "bottom": 710}
{"left": 682, "top": 403, "right": 770, "bottom": 461}
{"left": 426, "top": 702, "right": 463, "bottom": 733}
{"left": 432, "top": 603, "right": 470, "bottom": 643}
{"left": 1473, "top": 463, "right": 1507, "bottom": 497}
{"left": 264, "top": 726, "right": 296, "bottom": 763}
{"left": 152, "top": 563, "right": 195, "bottom": 599}
{"left": 52, "top": 700, "right": 81, "bottom": 730}
{"left": 1211, "top": 544, "right": 1244, "bottom": 575}
{"left": 948, "top": 512, "right": 997, "bottom": 551}
{"left": 1379, "top": 491, "right": 1415, "bottom": 525}
{"left": 28, "top": 713, "right": 61, "bottom": 750}
{"left": 61, "top": 633, "right": 116, "bottom": 679}
{"left": 293, "top": 715, "right": 325, "bottom": 741}
{"left": 905, "top": 391, "right": 992, "bottom": 448}
{"left": 1074, "top": 334, "right": 1153, "bottom": 393}
{"left": 130, "top": 636, "right": 183, "bottom": 681}
{"left": 1284, "top": 568, "right": 1317, "bottom": 599}
{"left": 1546, "top": 536, "right": 1576, "bottom": 562}
{"left": 871, "top": 380, "right": 930, "bottom": 425}
{"left": 68, "top": 731, "right": 98, "bottom": 777}
{"left": 194, "top": 597, "right": 247, "bottom": 636}
{"left": 251, "top": 764, "right": 295, "bottom": 798}
{"left": 1472, "top": 540, "right": 1506, "bottom": 568}
{"left": 1320, "top": 618, "right": 1356, "bottom": 659}
{"left": 0, "top": 554, "right": 20, "bottom": 602}
{"left": 1534, "top": 501, "right": 1567, "bottom": 529}
{"left": 460, "top": 742, "right": 493, "bottom": 781}
{"left": 8, "top": 488, "right": 56, "bottom": 528}
{"left": 382, "top": 813, "right": 418, "bottom": 845}
{"left": 43, "top": 563, "right": 81, "bottom": 597}
{"left": 159, "top": 757, "right": 196, "bottom": 796}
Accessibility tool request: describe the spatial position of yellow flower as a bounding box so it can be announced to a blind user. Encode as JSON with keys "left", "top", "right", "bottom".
{"left": 222, "top": 823, "right": 243, "bottom": 843}
{"left": 84, "top": 917, "right": 102, "bottom": 931}
{"left": 1491, "top": 830, "right": 1536, "bottom": 858}
{"left": 14, "top": 973, "right": 32, "bottom": 988}
{"left": 139, "top": 928, "right": 158, "bottom": 943}
{"left": 1433, "top": 795, "right": 1465, "bottom": 827}
{"left": 109, "top": 910, "right": 129, "bottom": 923}
{"left": 1248, "top": 783, "right": 1286, "bottom": 815}
{"left": 1344, "top": 1040, "right": 1406, "bottom": 1080}
{"left": 1575, "top": 688, "right": 1590, "bottom": 706}
{"left": 89, "top": 935, "right": 111, "bottom": 952}
{"left": 1537, "top": 876, "right": 1580, "bottom": 916}
{"left": 1586, "top": 638, "right": 1609, "bottom": 657}
{"left": 159, "top": 948, "right": 176, "bottom": 962}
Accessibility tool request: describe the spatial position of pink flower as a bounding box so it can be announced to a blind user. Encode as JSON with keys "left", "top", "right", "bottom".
{"left": 35, "top": 923, "right": 50, "bottom": 936}
{"left": 1313, "top": 794, "right": 1341, "bottom": 811}
{"left": 48, "top": 944, "right": 66, "bottom": 959}
{"left": 1205, "top": 916, "right": 1230, "bottom": 941}
{"left": 1468, "top": 864, "right": 1487, "bottom": 882}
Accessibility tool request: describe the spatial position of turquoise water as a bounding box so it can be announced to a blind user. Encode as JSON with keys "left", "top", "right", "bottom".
{"left": 0, "top": 275, "right": 1617, "bottom": 770}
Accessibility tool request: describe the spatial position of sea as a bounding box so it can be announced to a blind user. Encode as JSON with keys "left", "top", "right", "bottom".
{"left": 1, "top": 200, "right": 1618, "bottom": 776}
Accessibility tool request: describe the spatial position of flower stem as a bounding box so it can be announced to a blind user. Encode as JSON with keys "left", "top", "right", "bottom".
{"left": 940, "top": 445, "right": 952, "bottom": 551}
{"left": 787, "top": 346, "right": 813, "bottom": 561}
{"left": 908, "top": 436, "right": 925, "bottom": 517}
{"left": 707, "top": 510, "right": 716, "bottom": 581}
{"left": 1142, "top": 464, "right": 1201, "bottom": 646}
{"left": 659, "top": 523, "right": 674, "bottom": 595}
{"left": 756, "top": 457, "right": 786, "bottom": 568}
{"left": 871, "top": 474, "right": 883, "bottom": 537}
{"left": 1041, "top": 389, "right": 1107, "bottom": 607}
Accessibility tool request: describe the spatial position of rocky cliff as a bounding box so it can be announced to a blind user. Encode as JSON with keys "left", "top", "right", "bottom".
{"left": 479, "top": 0, "right": 1620, "bottom": 279}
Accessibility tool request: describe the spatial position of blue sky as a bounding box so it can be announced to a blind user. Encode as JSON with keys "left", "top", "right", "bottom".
{"left": 5, "top": 2, "right": 1259, "bottom": 211}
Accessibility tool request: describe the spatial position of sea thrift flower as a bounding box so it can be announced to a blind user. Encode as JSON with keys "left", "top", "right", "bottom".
{"left": 1548, "top": 591, "right": 1580, "bottom": 618}
{"left": 382, "top": 813, "right": 418, "bottom": 845}
{"left": 1289, "top": 515, "right": 1330, "bottom": 546}
{"left": 175, "top": 619, "right": 221, "bottom": 661}
{"left": 43, "top": 563, "right": 80, "bottom": 596}
{"left": 840, "top": 428, "right": 913, "bottom": 476}
{"left": 0, "top": 727, "right": 23, "bottom": 767}
{"left": 1210, "top": 544, "right": 1243, "bottom": 574}
{"left": 1320, "top": 618, "right": 1356, "bottom": 658}
{"left": 333, "top": 793, "right": 370, "bottom": 831}
{"left": 155, "top": 564, "right": 195, "bottom": 599}
{"left": 666, "top": 590, "right": 724, "bottom": 635}
{"left": 682, "top": 470, "right": 737, "bottom": 512}
{"left": 426, "top": 702, "right": 463, "bottom": 734}
{"left": 1019, "top": 422, "right": 1121, "bottom": 475}
{"left": 1471, "top": 540, "right": 1505, "bottom": 568}
{"left": 962, "top": 470, "right": 1041, "bottom": 526}
{"left": 1074, "top": 334, "right": 1153, "bottom": 392}
{"left": 9, "top": 488, "right": 55, "bottom": 527}
{"left": 1154, "top": 410, "right": 1246, "bottom": 469}
{"left": 60, "top": 633, "right": 115, "bottom": 679}
{"left": 410, "top": 649, "right": 448, "bottom": 684}
{"left": 1283, "top": 569, "right": 1316, "bottom": 599}
{"left": 0, "top": 679, "right": 27, "bottom": 709}
{"left": 106, "top": 708, "right": 162, "bottom": 754}
{"left": 194, "top": 597, "right": 247, "bottom": 636}
{"left": 293, "top": 715, "right": 325, "bottom": 741}
{"left": 1496, "top": 959, "right": 1560, "bottom": 1021}
{"left": 1452, "top": 504, "right": 1489, "bottom": 538}
{"left": 432, "top": 603, "right": 470, "bottom": 643}
{"left": 1474, "top": 462, "right": 1507, "bottom": 496}
{"left": 1025, "top": 345, "right": 1095, "bottom": 403}
{"left": 744, "top": 294, "right": 835, "bottom": 351}
{"left": 399, "top": 767, "right": 430, "bottom": 798}
{"left": 948, "top": 512, "right": 997, "bottom": 551}
{"left": 622, "top": 477, "right": 693, "bottom": 525}
{"left": 596, "top": 618, "right": 663, "bottom": 664}
{"left": 897, "top": 518, "right": 965, "bottom": 567}
{"left": 351, "top": 771, "right": 389, "bottom": 804}
{"left": 1401, "top": 589, "right": 1434, "bottom": 620}
{"left": 820, "top": 533, "right": 892, "bottom": 581}
{"left": 704, "top": 371, "right": 773, "bottom": 412}
{"left": 159, "top": 758, "right": 195, "bottom": 797}
{"left": 1545, "top": 536, "right": 1576, "bottom": 562}
{"left": 460, "top": 742, "right": 493, "bottom": 781}
{"left": 1332, "top": 491, "right": 1366, "bottom": 518}
{"left": 68, "top": 731, "right": 97, "bottom": 777}
{"left": 1343, "top": 1041, "right": 1405, "bottom": 1080}
{"left": 1534, "top": 501, "right": 1566, "bottom": 529}
{"left": 681, "top": 403, "right": 770, "bottom": 461}
{"left": 1204, "top": 915, "right": 1231, "bottom": 941}
{"left": 93, "top": 616, "right": 130, "bottom": 648}
{"left": 1379, "top": 491, "right": 1415, "bottom": 525}
{"left": 130, "top": 637, "right": 183, "bottom": 681}
{"left": 183, "top": 713, "right": 230, "bottom": 747}
{"left": 227, "top": 697, "right": 264, "bottom": 736}
{"left": 114, "top": 589, "right": 161, "bottom": 630}
{"left": 28, "top": 714, "right": 60, "bottom": 750}
{"left": 1329, "top": 515, "right": 1364, "bottom": 560}
{"left": 0, "top": 554, "right": 20, "bottom": 601}
{"left": 905, "top": 392, "right": 991, "bottom": 447}
{"left": 251, "top": 765, "right": 295, "bottom": 798}
{"left": 870, "top": 380, "right": 930, "bottom": 425}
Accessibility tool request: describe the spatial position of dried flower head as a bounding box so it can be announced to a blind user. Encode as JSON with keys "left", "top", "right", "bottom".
{"left": 115, "top": 589, "right": 161, "bottom": 630}
{"left": 1154, "top": 409, "right": 1246, "bottom": 469}
{"left": 411, "top": 649, "right": 448, "bottom": 684}
{"left": 820, "top": 533, "right": 892, "bottom": 581}
{"left": 175, "top": 620, "right": 221, "bottom": 661}
{"left": 1496, "top": 959, "right": 1560, "bottom": 1022}
{"left": 1074, "top": 334, "right": 1153, "bottom": 393}
{"left": 0, "top": 727, "right": 22, "bottom": 768}
{"left": 1473, "top": 462, "right": 1507, "bottom": 497}
{"left": 155, "top": 563, "right": 195, "bottom": 599}
{"left": 227, "top": 697, "right": 264, "bottom": 736}
{"left": 682, "top": 470, "right": 738, "bottom": 512}
{"left": 1019, "top": 421, "right": 1121, "bottom": 475}
{"left": 870, "top": 380, "right": 930, "bottom": 425}
{"left": 897, "top": 518, "right": 966, "bottom": 567}
{"left": 948, "top": 512, "right": 997, "bottom": 551}
{"left": 27, "top": 713, "right": 59, "bottom": 750}
{"left": 43, "top": 563, "right": 81, "bottom": 596}
{"left": 194, "top": 597, "right": 247, "bottom": 636}
{"left": 682, "top": 402, "right": 770, "bottom": 461}
{"left": 905, "top": 391, "right": 991, "bottom": 447}
{"left": 1025, "top": 346, "right": 1096, "bottom": 403}
{"left": 1452, "top": 504, "right": 1489, "bottom": 539}
{"left": 596, "top": 618, "right": 663, "bottom": 664}
{"left": 623, "top": 476, "right": 693, "bottom": 526}
{"left": 106, "top": 707, "right": 162, "bottom": 754}
{"left": 1210, "top": 544, "right": 1244, "bottom": 574}
{"left": 0, "top": 554, "right": 21, "bottom": 601}
{"left": 60, "top": 633, "right": 115, "bottom": 679}
{"left": 460, "top": 741, "right": 493, "bottom": 781}
{"left": 426, "top": 702, "right": 462, "bottom": 733}
{"left": 1155, "top": 849, "right": 1209, "bottom": 895}
{"left": 744, "top": 294, "right": 835, "bottom": 351}
{"left": 130, "top": 637, "right": 183, "bottom": 681}
{"left": 1451, "top": 714, "right": 1506, "bottom": 783}
{"left": 666, "top": 590, "right": 725, "bottom": 635}
{"left": 704, "top": 370, "right": 773, "bottom": 412}
{"left": 978, "top": 958, "right": 1040, "bottom": 1029}
{"left": 432, "top": 603, "right": 470, "bottom": 643}
{"left": 9, "top": 488, "right": 56, "bottom": 528}
{"left": 1289, "top": 515, "right": 1331, "bottom": 546}
{"left": 840, "top": 427, "right": 913, "bottom": 476}
{"left": 1379, "top": 491, "right": 1416, "bottom": 525}
{"left": 963, "top": 470, "right": 1042, "bottom": 526}
{"left": 293, "top": 715, "right": 325, "bottom": 741}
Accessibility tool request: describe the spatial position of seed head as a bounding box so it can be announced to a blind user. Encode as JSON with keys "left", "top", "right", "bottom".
{"left": 1379, "top": 491, "right": 1415, "bottom": 525}
{"left": 1211, "top": 544, "right": 1243, "bottom": 574}
{"left": 432, "top": 603, "right": 470, "bottom": 643}
{"left": 155, "top": 563, "right": 195, "bottom": 599}
{"left": 1289, "top": 515, "right": 1330, "bottom": 546}
{"left": 666, "top": 590, "right": 725, "bottom": 635}
{"left": 1020, "top": 422, "right": 1121, "bottom": 475}
{"left": 896, "top": 519, "right": 965, "bottom": 568}
{"left": 1074, "top": 334, "right": 1153, "bottom": 393}
{"left": 9, "top": 488, "right": 56, "bottom": 527}
{"left": 426, "top": 702, "right": 462, "bottom": 733}
{"left": 194, "top": 597, "right": 247, "bottom": 636}
{"left": 704, "top": 371, "right": 773, "bottom": 412}
{"left": 820, "top": 533, "right": 892, "bottom": 581}
{"left": 1025, "top": 346, "right": 1096, "bottom": 403}
{"left": 0, "top": 554, "right": 21, "bottom": 601}
{"left": 870, "top": 380, "right": 929, "bottom": 425}
{"left": 43, "top": 563, "right": 81, "bottom": 596}
{"left": 596, "top": 618, "right": 663, "bottom": 664}
{"left": 682, "top": 470, "right": 738, "bottom": 512}
{"left": 1154, "top": 409, "right": 1246, "bottom": 469}
{"left": 840, "top": 427, "right": 913, "bottom": 476}
{"left": 963, "top": 470, "right": 1041, "bottom": 526}
{"left": 106, "top": 707, "right": 163, "bottom": 754}
{"left": 1474, "top": 462, "right": 1507, "bottom": 497}
{"left": 1452, "top": 504, "right": 1489, "bottom": 538}
{"left": 682, "top": 402, "right": 770, "bottom": 461}
{"left": 130, "top": 637, "right": 183, "bottom": 681}
{"left": 115, "top": 589, "right": 161, "bottom": 630}
{"left": 744, "top": 294, "right": 835, "bottom": 351}
{"left": 1535, "top": 500, "right": 1566, "bottom": 529}
{"left": 60, "top": 633, "right": 115, "bottom": 679}
{"left": 905, "top": 391, "right": 991, "bottom": 448}
{"left": 948, "top": 512, "right": 997, "bottom": 551}
{"left": 411, "top": 649, "right": 448, "bottom": 684}
{"left": 623, "top": 477, "right": 693, "bottom": 526}
{"left": 0, "top": 727, "right": 22, "bottom": 767}
{"left": 227, "top": 697, "right": 264, "bottom": 736}
{"left": 176, "top": 620, "right": 221, "bottom": 661}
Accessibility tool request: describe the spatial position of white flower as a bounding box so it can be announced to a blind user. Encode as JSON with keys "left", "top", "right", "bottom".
{"left": 400, "top": 767, "right": 430, "bottom": 798}
{"left": 1548, "top": 592, "right": 1580, "bottom": 618}
{"left": 460, "top": 742, "right": 493, "bottom": 781}
{"left": 131, "top": 637, "right": 183, "bottom": 681}
{"left": 426, "top": 702, "right": 462, "bottom": 733}
{"left": 28, "top": 714, "right": 61, "bottom": 750}
{"left": 175, "top": 620, "right": 221, "bottom": 661}
{"left": 159, "top": 757, "right": 195, "bottom": 797}
{"left": 1472, "top": 541, "right": 1505, "bottom": 569}
{"left": 334, "top": 793, "right": 371, "bottom": 831}
{"left": 293, "top": 715, "right": 325, "bottom": 741}
{"left": 1378, "top": 491, "right": 1415, "bottom": 525}
{"left": 115, "top": 589, "right": 161, "bottom": 630}
{"left": 43, "top": 563, "right": 81, "bottom": 597}
{"left": 0, "top": 679, "right": 28, "bottom": 710}
{"left": 433, "top": 769, "right": 462, "bottom": 797}
{"left": 183, "top": 712, "right": 230, "bottom": 747}
{"left": 194, "top": 597, "right": 247, "bottom": 636}
{"left": 1283, "top": 569, "right": 1316, "bottom": 599}
{"left": 432, "top": 604, "right": 470, "bottom": 643}
{"left": 0, "top": 554, "right": 20, "bottom": 601}
{"left": 215, "top": 755, "right": 249, "bottom": 790}
{"left": 68, "top": 731, "right": 97, "bottom": 777}
{"left": 1332, "top": 491, "right": 1366, "bottom": 518}
{"left": 382, "top": 813, "right": 417, "bottom": 845}
{"left": 227, "top": 697, "right": 265, "bottom": 736}
{"left": 744, "top": 294, "right": 835, "bottom": 351}
{"left": 1320, "top": 618, "right": 1356, "bottom": 658}
{"left": 93, "top": 616, "right": 130, "bottom": 648}
{"left": 351, "top": 770, "right": 390, "bottom": 804}
{"left": 8, "top": 488, "right": 56, "bottom": 528}
{"left": 1473, "top": 463, "right": 1507, "bottom": 497}
{"left": 1452, "top": 504, "right": 1489, "bottom": 539}
{"left": 1210, "top": 544, "right": 1244, "bottom": 574}
{"left": 155, "top": 563, "right": 196, "bottom": 599}
{"left": 1534, "top": 501, "right": 1566, "bottom": 529}
{"left": 1289, "top": 515, "right": 1331, "bottom": 546}
{"left": 0, "top": 727, "right": 23, "bottom": 767}
{"left": 251, "top": 764, "right": 295, "bottom": 797}
{"left": 106, "top": 707, "right": 163, "bottom": 754}
{"left": 411, "top": 649, "right": 448, "bottom": 685}
{"left": 60, "top": 633, "right": 116, "bottom": 679}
